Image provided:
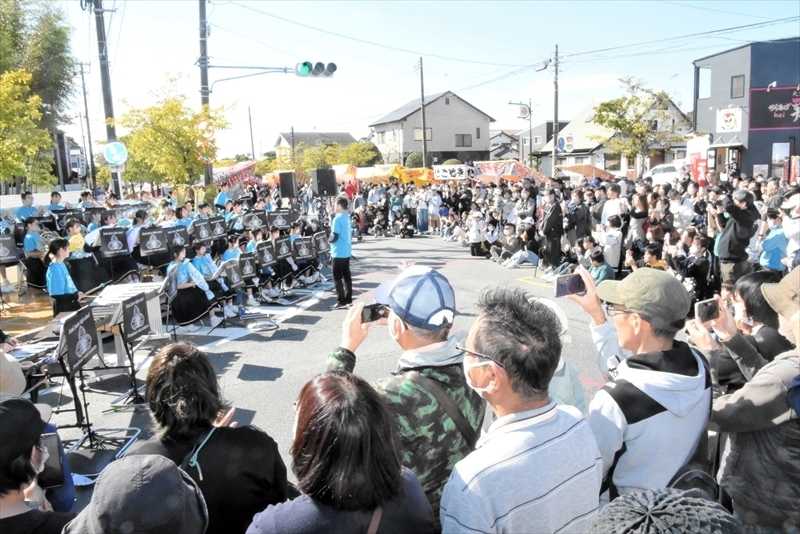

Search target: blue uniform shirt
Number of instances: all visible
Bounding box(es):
[47,203,65,211]
[47,262,78,295]
[330,212,351,259]
[192,255,217,277]
[23,232,40,253]
[214,192,231,207]
[16,206,36,221]
[221,249,240,262]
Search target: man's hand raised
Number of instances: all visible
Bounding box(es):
[341,302,373,354]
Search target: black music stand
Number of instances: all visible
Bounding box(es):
[0,234,20,314]
[138,226,169,278]
[56,306,140,481]
[269,236,309,305]
[207,259,245,334]
[243,211,268,231]
[108,292,152,406]
[99,227,130,282]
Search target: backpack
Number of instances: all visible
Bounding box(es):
[788,373,800,416]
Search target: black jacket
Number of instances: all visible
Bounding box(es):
[566,203,592,238]
[541,202,564,238]
[717,197,759,262]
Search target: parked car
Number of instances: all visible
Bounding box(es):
[644,163,681,185]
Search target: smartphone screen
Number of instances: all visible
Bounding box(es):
[37,433,65,489]
[361,304,388,323]
[695,298,720,323]
[554,274,586,298]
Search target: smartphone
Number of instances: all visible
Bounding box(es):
[361,304,388,323]
[37,433,65,489]
[695,298,720,323]
[554,274,586,298]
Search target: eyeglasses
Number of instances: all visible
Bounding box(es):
[605,303,634,317]
[456,342,505,368]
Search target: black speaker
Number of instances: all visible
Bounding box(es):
[279,172,298,198]
[311,168,337,197]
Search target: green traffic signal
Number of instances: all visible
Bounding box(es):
[295,62,337,78]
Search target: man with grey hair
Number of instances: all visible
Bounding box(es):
[440,287,601,533]
[714,189,760,282]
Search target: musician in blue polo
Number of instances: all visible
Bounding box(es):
[47,191,69,211]
[214,182,231,210]
[225,200,245,232]
[15,191,40,222]
[45,238,83,315]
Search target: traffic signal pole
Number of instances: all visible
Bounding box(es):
[419,57,428,168]
[553,44,559,170]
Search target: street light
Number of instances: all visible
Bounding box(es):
[508,100,538,168]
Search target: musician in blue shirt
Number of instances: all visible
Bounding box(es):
[225,200,245,232]
[45,238,83,315]
[166,245,221,331]
[174,206,193,228]
[86,210,102,233]
[47,191,70,211]
[167,189,178,207]
[214,183,231,210]
[196,203,211,220]
[221,235,241,262]
[15,191,40,222]
[192,242,237,318]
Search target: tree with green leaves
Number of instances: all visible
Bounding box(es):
[405,151,424,168]
[0,0,75,131]
[442,158,461,165]
[591,77,690,177]
[0,69,52,185]
[119,89,228,185]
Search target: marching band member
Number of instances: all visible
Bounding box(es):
[214,182,231,211]
[105,192,119,208]
[21,218,46,289]
[65,219,85,254]
[196,202,211,220]
[65,218,111,293]
[174,206,192,228]
[221,235,258,307]
[225,200,245,232]
[140,190,153,204]
[191,242,237,318]
[157,205,176,227]
[79,190,100,208]
[45,238,83,315]
[86,210,102,233]
[85,210,140,284]
[167,189,178,207]
[166,245,222,332]
[183,200,196,220]
[246,228,281,300]
[127,210,149,253]
[15,191,42,222]
[46,191,72,211]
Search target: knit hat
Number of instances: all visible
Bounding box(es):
[585,488,740,534]
[64,455,208,534]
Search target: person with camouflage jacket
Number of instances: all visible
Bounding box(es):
[326,267,485,532]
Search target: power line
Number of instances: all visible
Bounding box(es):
[655,1,778,20]
[208,23,305,60]
[226,1,542,68]
[111,0,126,74]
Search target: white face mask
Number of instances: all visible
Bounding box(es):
[463,358,493,396]
[734,303,754,327]
[521,192,530,199]
[504,230,512,236]
[689,245,698,256]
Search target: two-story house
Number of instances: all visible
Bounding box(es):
[490,130,520,160]
[369,91,495,165]
[693,37,800,180]
[515,121,570,168]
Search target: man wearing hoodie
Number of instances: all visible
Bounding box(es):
[326,267,485,532]
[568,268,711,507]
[714,189,760,283]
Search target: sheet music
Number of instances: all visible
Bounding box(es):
[9,341,59,361]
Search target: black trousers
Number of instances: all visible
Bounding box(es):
[332,257,352,305]
[543,236,561,268]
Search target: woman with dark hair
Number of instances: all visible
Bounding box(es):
[715,271,795,393]
[21,218,47,289]
[45,239,83,316]
[248,371,433,534]
[166,245,222,331]
[125,344,288,534]
[0,395,76,534]
[85,210,139,283]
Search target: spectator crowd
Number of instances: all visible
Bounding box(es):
[1,169,799,534]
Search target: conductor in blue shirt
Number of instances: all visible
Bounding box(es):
[329,197,353,310]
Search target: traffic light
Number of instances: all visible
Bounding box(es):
[295,62,337,77]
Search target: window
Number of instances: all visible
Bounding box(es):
[476,127,480,139]
[557,157,567,165]
[445,97,450,105]
[455,134,472,147]
[533,136,542,144]
[628,157,636,170]
[575,156,588,164]
[376,131,385,144]
[522,137,530,146]
[698,67,711,99]
[414,128,432,141]
[731,75,745,99]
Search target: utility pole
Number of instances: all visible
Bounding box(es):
[91,0,121,197]
[553,44,559,169]
[419,57,428,168]
[199,0,212,185]
[53,132,65,192]
[248,106,256,160]
[290,126,295,168]
[79,63,97,193]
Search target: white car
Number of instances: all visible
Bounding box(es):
[644,164,681,185]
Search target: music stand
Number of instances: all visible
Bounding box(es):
[192,219,213,243]
[243,211,268,231]
[57,306,140,481]
[108,292,152,406]
[138,226,169,276]
[99,227,130,282]
[30,215,57,232]
[207,259,245,334]
[0,234,20,314]
[55,209,85,230]
[268,211,292,231]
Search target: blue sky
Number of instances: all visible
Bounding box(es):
[61,0,800,160]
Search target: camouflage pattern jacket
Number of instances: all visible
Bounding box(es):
[326,338,486,520]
